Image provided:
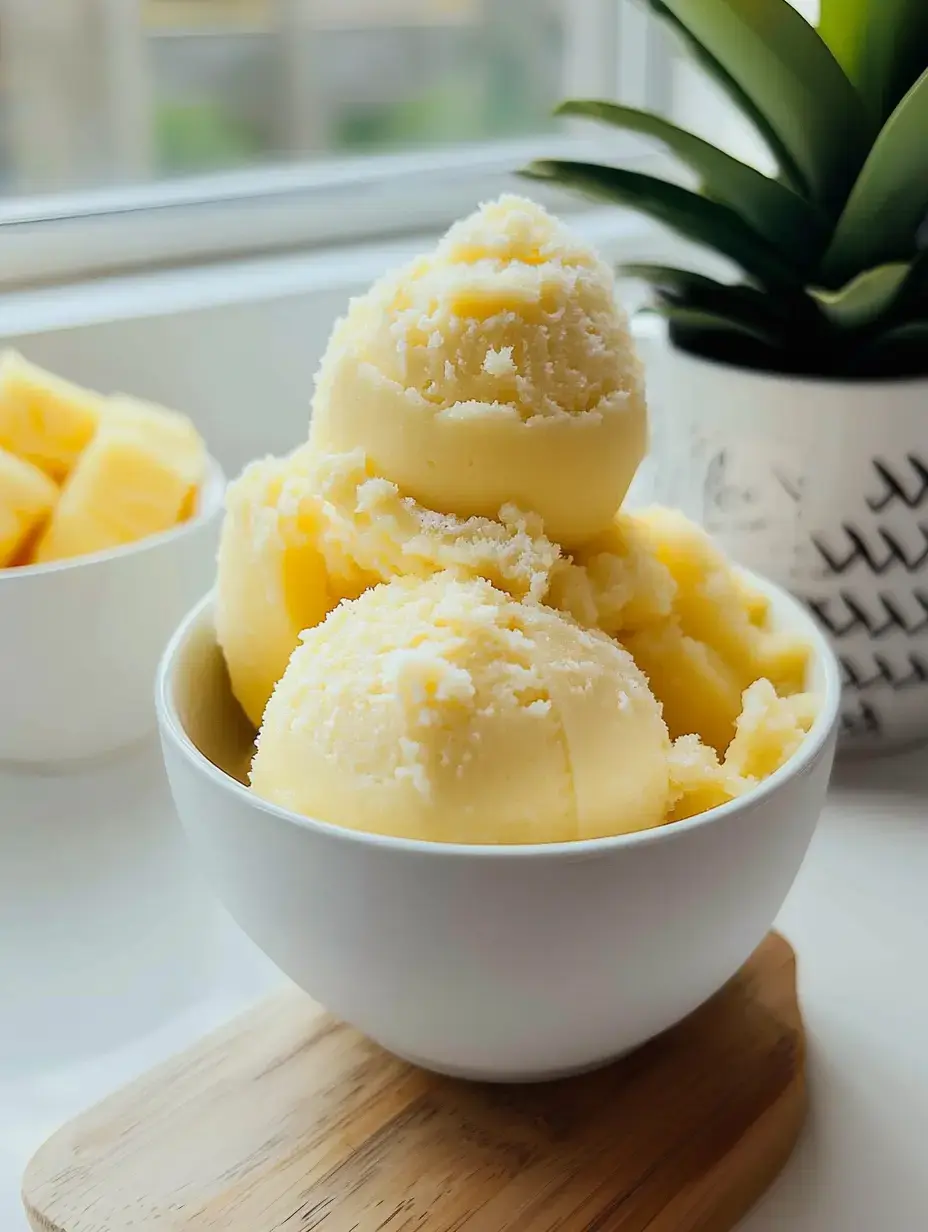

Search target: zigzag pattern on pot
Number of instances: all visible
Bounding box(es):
[840,699,882,737]
[812,525,928,575]
[806,592,928,639]
[840,653,928,692]
[866,456,928,513]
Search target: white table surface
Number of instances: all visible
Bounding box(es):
[2,736,928,1231]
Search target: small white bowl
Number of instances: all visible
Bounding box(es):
[157,571,840,1083]
[1,457,225,767]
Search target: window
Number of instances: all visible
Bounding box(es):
[0,0,669,287]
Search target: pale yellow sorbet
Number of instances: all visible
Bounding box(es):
[251,575,672,844]
[630,505,808,697]
[546,510,676,635]
[215,445,564,727]
[667,680,817,822]
[217,445,820,814]
[312,448,559,602]
[724,678,818,782]
[212,185,821,839]
[215,446,362,729]
[308,194,647,546]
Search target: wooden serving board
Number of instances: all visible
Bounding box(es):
[23,933,805,1232]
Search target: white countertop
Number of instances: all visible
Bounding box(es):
[2,738,928,1231]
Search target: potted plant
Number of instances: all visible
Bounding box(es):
[524,0,928,752]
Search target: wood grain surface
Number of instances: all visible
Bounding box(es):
[23,932,805,1232]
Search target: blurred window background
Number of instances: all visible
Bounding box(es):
[0,0,668,285]
[2,0,572,191]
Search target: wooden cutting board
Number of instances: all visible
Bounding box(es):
[23,932,805,1232]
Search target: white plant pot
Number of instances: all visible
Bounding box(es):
[636,315,928,753]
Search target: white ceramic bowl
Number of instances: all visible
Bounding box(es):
[157,572,840,1083]
[1,457,225,766]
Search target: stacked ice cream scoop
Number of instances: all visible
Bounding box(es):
[216,195,815,844]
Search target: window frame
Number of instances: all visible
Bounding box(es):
[0,1,672,290]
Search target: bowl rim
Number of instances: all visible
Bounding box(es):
[157,564,841,860]
[0,454,226,583]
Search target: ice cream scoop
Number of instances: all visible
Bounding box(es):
[214,446,358,730]
[215,445,563,727]
[250,574,672,844]
[630,506,807,696]
[308,195,647,546]
[545,510,676,635]
[157,564,839,1081]
[311,448,559,601]
[212,190,820,842]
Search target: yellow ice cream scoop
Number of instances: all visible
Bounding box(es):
[666,681,818,822]
[631,506,809,696]
[309,195,647,547]
[311,448,560,602]
[250,575,672,844]
[216,445,564,728]
[214,446,358,730]
[545,509,676,635]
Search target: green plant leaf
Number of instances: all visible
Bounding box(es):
[809,262,911,329]
[621,263,792,334]
[812,253,928,335]
[655,301,783,347]
[556,99,826,268]
[646,1,806,195]
[893,250,928,319]
[645,0,873,210]
[818,0,928,121]
[817,0,869,84]
[522,160,801,290]
[854,319,928,375]
[821,68,928,285]
[664,313,788,371]
[875,320,928,344]
[657,303,782,346]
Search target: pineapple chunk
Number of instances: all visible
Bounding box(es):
[0,351,102,481]
[33,397,207,564]
[106,393,206,492]
[0,446,58,566]
[624,619,744,754]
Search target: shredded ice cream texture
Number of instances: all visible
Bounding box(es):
[668,681,817,822]
[214,192,820,843]
[308,194,647,546]
[216,444,563,725]
[312,449,559,602]
[215,446,351,729]
[251,576,672,844]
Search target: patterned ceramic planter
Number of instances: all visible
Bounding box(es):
[636,315,928,753]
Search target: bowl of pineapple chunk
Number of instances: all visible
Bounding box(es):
[0,352,225,766]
